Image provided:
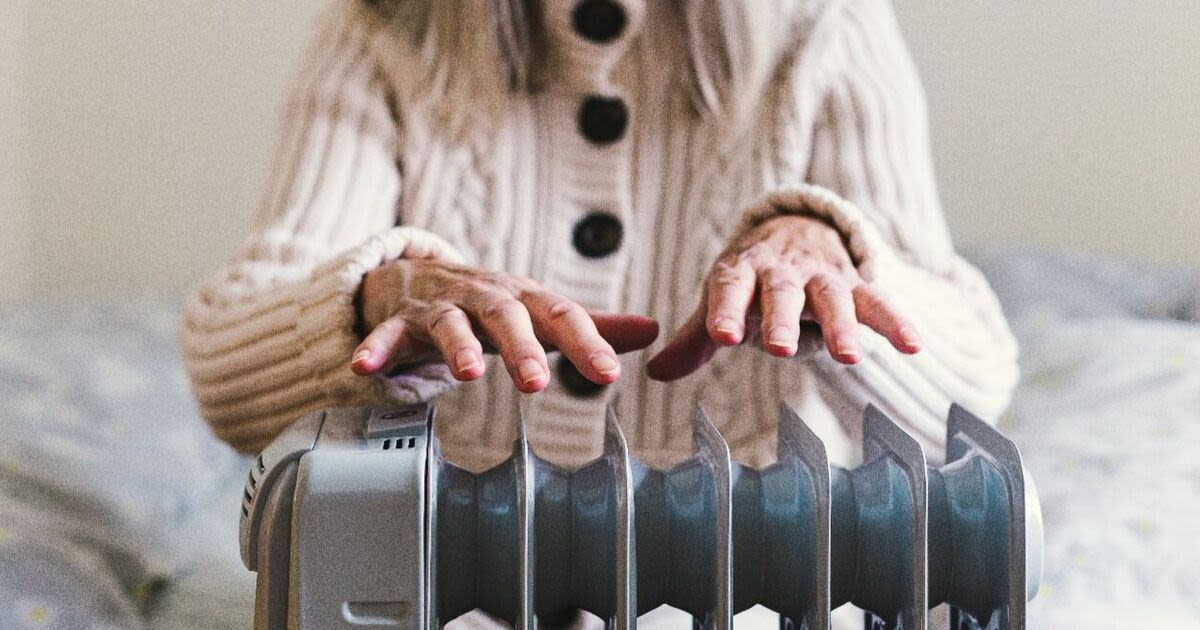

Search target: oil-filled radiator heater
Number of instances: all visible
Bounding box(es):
[239,402,1042,630]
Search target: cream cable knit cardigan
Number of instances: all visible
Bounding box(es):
[180,0,1019,472]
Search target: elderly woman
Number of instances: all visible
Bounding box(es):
[181,0,1016,490]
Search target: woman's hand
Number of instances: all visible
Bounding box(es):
[646,214,921,381]
[352,258,659,393]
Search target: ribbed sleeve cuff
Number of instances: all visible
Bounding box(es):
[297,225,467,406]
[181,225,470,451]
[736,184,896,282]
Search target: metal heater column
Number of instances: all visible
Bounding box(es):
[826,405,928,630]
[928,404,1043,630]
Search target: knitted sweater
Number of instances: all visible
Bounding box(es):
[179,0,1019,472]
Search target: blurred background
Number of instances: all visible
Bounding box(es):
[1,2,1198,629]
[1,2,1199,299]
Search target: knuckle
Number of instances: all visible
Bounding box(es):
[835,259,858,275]
[855,285,892,312]
[778,251,822,273]
[510,275,541,293]
[427,304,467,333]
[737,243,774,268]
[447,277,490,300]
[482,296,527,321]
[510,344,544,361]
[807,273,842,298]
[761,266,805,293]
[488,270,537,295]
[545,297,584,322]
[374,317,404,334]
[708,261,748,289]
[806,271,854,298]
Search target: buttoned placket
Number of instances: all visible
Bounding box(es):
[534,0,640,402]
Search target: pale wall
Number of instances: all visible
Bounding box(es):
[0,0,31,299]
[19,0,326,297]
[3,2,1198,300]
[894,1,1200,265]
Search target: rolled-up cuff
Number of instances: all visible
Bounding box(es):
[736,184,895,282]
[296,225,467,406]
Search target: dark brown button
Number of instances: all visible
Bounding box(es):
[572,211,623,258]
[556,356,606,397]
[578,96,628,146]
[572,0,627,44]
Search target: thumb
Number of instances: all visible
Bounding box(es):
[591,312,660,354]
[645,308,718,381]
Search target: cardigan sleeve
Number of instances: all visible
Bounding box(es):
[744,0,1019,457]
[179,9,462,454]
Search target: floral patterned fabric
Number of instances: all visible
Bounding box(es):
[0,297,252,629]
[975,249,1200,627]
[0,249,1197,628]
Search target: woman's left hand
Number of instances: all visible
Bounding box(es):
[646,214,922,381]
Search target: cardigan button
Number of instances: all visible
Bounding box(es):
[578,96,628,146]
[572,211,623,258]
[572,0,627,44]
[556,356,607,397]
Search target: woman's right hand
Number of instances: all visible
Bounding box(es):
[351,258,660,393]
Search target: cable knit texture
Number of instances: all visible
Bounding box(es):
[180,0,1019,472]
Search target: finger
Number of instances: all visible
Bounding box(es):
[352,316,413,375]
[476,312,659,354]
[705,257,757,345]
[459,290,549,393]
[852,284,922,354]
[806,272,862,364]
[590,312,660,353]
[758,264,808,357]
[645,307,719,381]
[423,304,487,381]
[523,291,621,385]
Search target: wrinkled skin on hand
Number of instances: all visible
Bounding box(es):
[647,214,921,381]
[353,258,659,392]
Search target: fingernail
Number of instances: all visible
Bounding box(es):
[767,328,795,350]
[837,344,860,361]
[900,327,922,348]
[714,317,741,336]
[590,353,620,376]
[455,348,482,373]
[517,358,544,386]
[352,348,371,364]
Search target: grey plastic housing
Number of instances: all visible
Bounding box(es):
[240,405,433,630]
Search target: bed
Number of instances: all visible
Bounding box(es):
[1,248,1197,629]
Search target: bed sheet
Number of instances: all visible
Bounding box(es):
[973,248,1200,627]
[0,297,252,629]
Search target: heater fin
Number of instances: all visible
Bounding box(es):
[603,407,637,630]
[858,404,928,630]
[515,416,537,630]
[691,407,734,630]
[940,404,1043,630]
[773,403,832,630]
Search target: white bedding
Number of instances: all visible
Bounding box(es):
[1007,316,1200,627]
